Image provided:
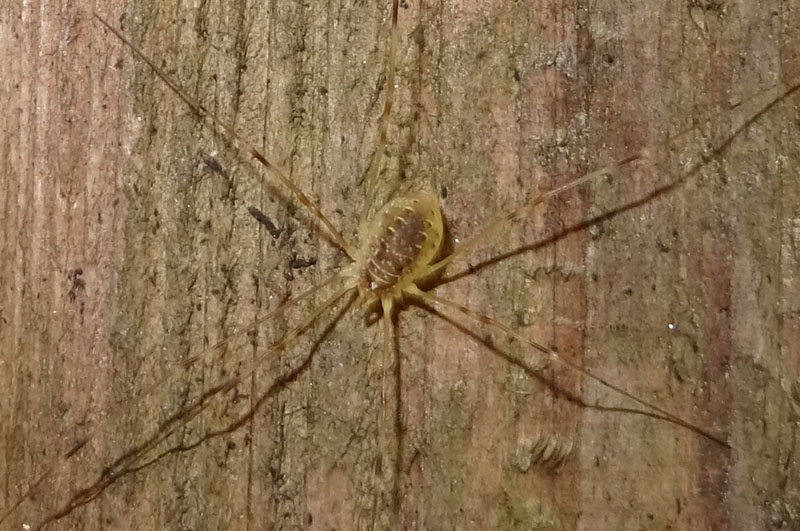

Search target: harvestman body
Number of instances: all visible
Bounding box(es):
[4,0,800,528]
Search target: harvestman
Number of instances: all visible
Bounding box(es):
[4,0,799,528]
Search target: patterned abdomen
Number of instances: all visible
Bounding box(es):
[361,192,443,295]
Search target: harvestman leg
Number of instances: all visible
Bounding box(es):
[4,10,370,528]
[408,79,800,448]
[6,3,798,527]
[427,80,800,278]
[34,284,357,530]
[352,2,403,525]
[0,270,348,527]
[359,0,401,235]
[92,12,358,259]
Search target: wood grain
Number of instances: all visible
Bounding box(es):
[2,0,799,529]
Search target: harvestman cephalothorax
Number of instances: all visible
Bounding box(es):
[3,1,800,529]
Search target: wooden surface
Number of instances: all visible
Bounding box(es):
[2,0,799,529]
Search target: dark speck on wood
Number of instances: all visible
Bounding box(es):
[248,206,282,239]
[203,155,228,178]
[289,254,317,269]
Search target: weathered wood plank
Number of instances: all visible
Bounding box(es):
[2,0,798,529]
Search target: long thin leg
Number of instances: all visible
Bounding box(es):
[365,298,394,531]
[92,12,357,259]
[1,271,349,526]
[425,78,800,278]
[134,290,359,472]
[33,283,357,529]
[358,0,400,234]
[380,299,394,455]
[407,285,731,448]
[428,152,642,276]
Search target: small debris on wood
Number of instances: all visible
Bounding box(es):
[248,206,282,239]
[67,268,85,301]
[202,153,233,189]
[289,254,317,270]
[65,438,89,458]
